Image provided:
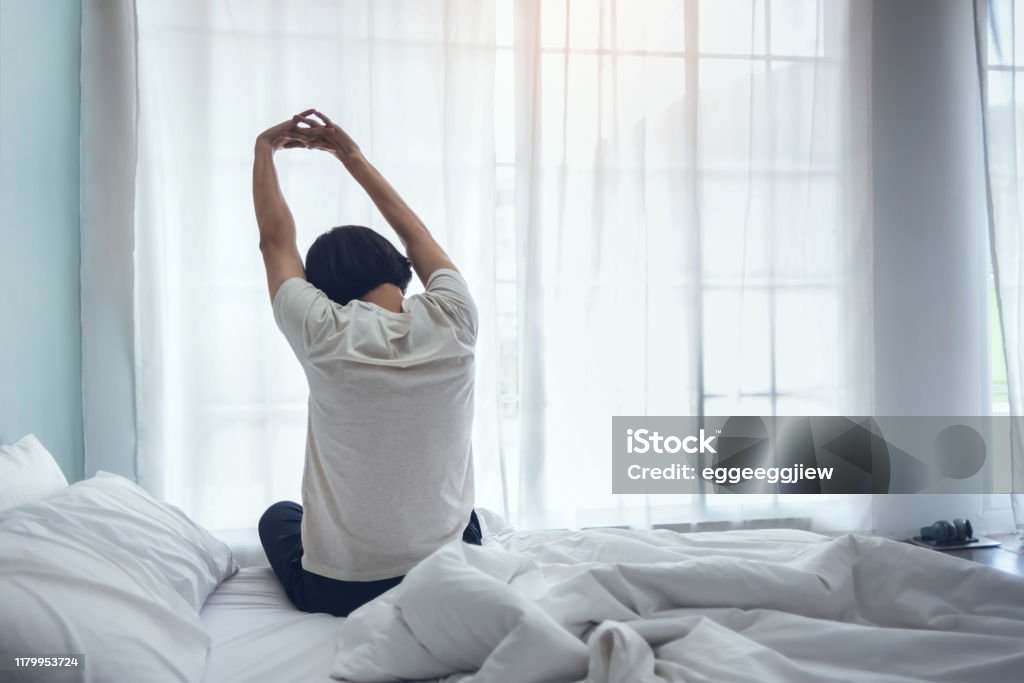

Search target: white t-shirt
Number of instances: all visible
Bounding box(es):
[273,268,477,581]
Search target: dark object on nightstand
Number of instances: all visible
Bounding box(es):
[908,519,1001,551]
[922,518,973,543]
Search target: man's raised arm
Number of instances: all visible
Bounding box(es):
[295,111,457,285]
[252,112,314,301]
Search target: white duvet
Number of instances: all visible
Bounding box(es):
[332,523,1024,683]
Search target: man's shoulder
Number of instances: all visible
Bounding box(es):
[415,270,478,342]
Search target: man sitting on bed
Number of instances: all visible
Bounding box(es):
[252,109,480,617]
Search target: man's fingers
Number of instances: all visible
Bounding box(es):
[282,128,323,141]
[276,125,336,152]
[287,128,331,143]
[294,108,316,119]
[292,116,322,129]
[277,129,312,147]
[312,110,336,128]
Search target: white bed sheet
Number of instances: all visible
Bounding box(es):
[200,567,344,683]
[334,526,1024,682]
[202,527,1024,683]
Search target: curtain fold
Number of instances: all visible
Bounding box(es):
[977,0,1024,527]
[80,0,139,481]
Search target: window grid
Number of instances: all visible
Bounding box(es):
[138,1,852,527]
[489,1,845,519]
[156,4,845,453]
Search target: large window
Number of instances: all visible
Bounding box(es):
[136,1,871,532]
[491,0,865,526]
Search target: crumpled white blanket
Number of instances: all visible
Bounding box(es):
[331,521,1024,683]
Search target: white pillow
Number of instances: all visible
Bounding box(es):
[0,434,69,512]
[0,472,239,681]
[2,471,238,610]
[0,514,211,682]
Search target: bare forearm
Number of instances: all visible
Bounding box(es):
[337,150,431,246]
[336,150,455,281]
[253,143,297,249]
[290,110,457,281]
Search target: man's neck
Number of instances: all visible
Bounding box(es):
[360,283,405,312]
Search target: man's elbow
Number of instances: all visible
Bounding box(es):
[259,234,287,253]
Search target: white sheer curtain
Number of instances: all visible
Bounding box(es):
[135,0,874,532]
[980,0,1024,526]
[507,0,873,530]
[135,1,502,529]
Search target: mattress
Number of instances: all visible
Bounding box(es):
[200,567,344,683]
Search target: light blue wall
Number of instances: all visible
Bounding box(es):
[0,0,83,480]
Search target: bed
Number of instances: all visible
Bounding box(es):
[200,519,1024,683]
[200,567,341,683]
[3,437,1024,682]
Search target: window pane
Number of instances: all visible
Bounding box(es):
[568,0,603,50]
[699,0,766,55]
[774,288,838,396]
[538,53,567,166]
[769,60,841,170]
[990,276,1010,415]
[541,0,569,48]
[496,0,514,47]
[698,58,769,172]
[192,291,263,404]
[984,71,1024,178]
[494,205,517,281]
[495,49,515,164]
[647,285,699,414]
[617,0,686,52]
[774,394,833,416]
[987,0,1024,67]
[702,289,773,396]
[772,175,841,281]
[704,394,773,416]
[770,0,822,57]
[196,418,304,529]
[701,177,772,281]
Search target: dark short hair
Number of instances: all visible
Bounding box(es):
[305,225,413,306]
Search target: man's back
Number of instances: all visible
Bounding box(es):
[273,268,477,581]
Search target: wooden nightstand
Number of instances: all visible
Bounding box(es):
[933,534,1024,578]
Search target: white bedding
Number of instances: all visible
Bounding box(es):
[0,472,238,683]
[198,526,1024,683]
[331,525,1024,683]
[200,568,344,683]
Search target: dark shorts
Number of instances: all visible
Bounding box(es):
[258,501,482,617]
